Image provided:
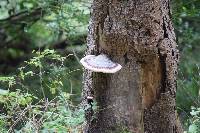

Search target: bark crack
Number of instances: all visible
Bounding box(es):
[158,49,167,93]
[163,17,169,38]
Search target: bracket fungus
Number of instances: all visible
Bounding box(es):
[80,54,122,73]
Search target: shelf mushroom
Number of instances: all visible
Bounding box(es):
[80,54,122,73]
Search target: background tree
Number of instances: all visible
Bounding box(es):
[82,0,183,132]
[0,0,89,74]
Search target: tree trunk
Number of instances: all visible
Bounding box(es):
[82,0,183,133]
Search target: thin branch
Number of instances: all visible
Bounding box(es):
[0,8,44,24]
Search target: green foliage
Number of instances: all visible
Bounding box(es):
[0,119,7,133]
[172,0,200,28]
[172,0,200,131]
[0,0,90,73]
[0,89,34,107]
[4,49,82,101]
[41,98,85,132]
[0,0,90,45]
[0,49,85,132]
[16,96,85,132]
[0,0,40,20]
[177,82,199,110]
[0,91,85,132]
[26,49,66,67]
[0,76,16,88]
[186,106,200,133]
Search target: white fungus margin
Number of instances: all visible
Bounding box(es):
[80,54,122,73]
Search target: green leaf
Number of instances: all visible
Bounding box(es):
[189,124,198,133]
[0,89,9,95]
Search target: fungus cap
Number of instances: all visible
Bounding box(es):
[80,54,122,73]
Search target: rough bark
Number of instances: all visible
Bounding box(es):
[82,0,183,133]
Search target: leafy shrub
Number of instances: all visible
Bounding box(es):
[0,49,85,132]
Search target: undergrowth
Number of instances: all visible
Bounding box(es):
[0,49,85,132]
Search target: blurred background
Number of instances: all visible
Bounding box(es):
[0,0,199,132]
